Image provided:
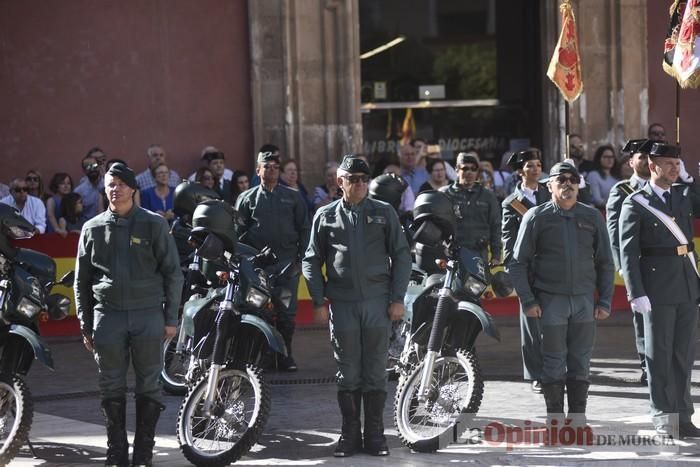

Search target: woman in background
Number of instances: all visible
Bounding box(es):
[586,145,620,210]
[46,172,73,236]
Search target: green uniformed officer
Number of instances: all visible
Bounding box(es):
[302,155,411,457]
[618,142,700,438]
[75,163,183,467]
[501,149,550,394]
[235,150,310,371]
[510,162,614,425]
[440,152,502,265]
[605,138,652,385]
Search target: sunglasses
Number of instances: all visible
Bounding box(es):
[262,164,279,170]
[25,176,39,182]
[13,187,29,193]
[458,165,479,172]
[555,174,581,184]
[342,174,370,184]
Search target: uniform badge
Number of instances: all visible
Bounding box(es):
[130,236,149,246]
[367,216,386,224]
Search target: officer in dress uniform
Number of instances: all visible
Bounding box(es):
[510,162,614,425]
[501,149,550,394]
[440,152,502,265]
[303,155,411,457]
[605,138,653,385]
[619,142,700,438]
[235,150,310,371]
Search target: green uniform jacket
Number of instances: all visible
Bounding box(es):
[605,175,646,272]
[302,197,411,306]
[501,182,549,266]
[235,183,310,261]
[75,206,184,333]
[619,183,699,304]
[440,182,501,260]
[510,201,614,310]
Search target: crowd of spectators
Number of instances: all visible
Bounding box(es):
[0,123,678,236]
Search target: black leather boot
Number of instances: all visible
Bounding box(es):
[566,379,589,426]
[333,390,362,457]
[541,382,565,425]
[131,396,165,467]
[363,390,389,456]
[277,320,298,372]
[101,397,129,467]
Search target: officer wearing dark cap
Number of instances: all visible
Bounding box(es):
[605,138,653,385]
[501,148,550,393]
[440,151,502,265]
[75,162,183,466]
[510,161,614,425]
[235,149,310,371]
[619,142,700,438]
[303,155,411,457]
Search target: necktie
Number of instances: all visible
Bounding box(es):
[663,191,672,211]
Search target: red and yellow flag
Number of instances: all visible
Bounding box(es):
[663,0,700,89]
[547,0,583,102]
[400,108,416,145]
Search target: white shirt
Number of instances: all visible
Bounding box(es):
[521,185,538,205]
[649,181,671,205]
[0,195,46,233]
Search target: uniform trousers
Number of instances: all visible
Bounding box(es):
[644,301,697,428]
[520,303,543,381]
[329,296,391,392]
[538,292,596,384]
[93,309,165,401]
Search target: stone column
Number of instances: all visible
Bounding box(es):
[248,0,363,186]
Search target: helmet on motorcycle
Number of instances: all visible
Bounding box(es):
[191,200,237,254]
[491,270,514,298]
[369,173,407,211]
[173,181,222,220]
[412,191,456,245]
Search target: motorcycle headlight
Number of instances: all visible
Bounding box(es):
[245,286,270,308]
[17,297,42,318]
[463,275,487,297]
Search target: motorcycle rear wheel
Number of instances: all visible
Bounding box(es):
[161,334,191,396]
[177,365,270,466]
[394,349,483,453]
[0,373,33,466]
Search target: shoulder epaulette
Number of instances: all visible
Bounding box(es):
[509,198,529,217]
[618,181,634,196]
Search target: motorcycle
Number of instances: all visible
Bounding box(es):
[0,205,72,465]
[175,200,293,466]
[392,191,509,453]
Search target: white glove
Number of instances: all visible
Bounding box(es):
[630,296,652,315]
[678,159,694,183]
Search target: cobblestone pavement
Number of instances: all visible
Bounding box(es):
[8,313,700,466]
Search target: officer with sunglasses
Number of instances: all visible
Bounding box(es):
[440,152,502,265]
[303,155,411,457]
[235,150,310,372]
[510,162,614,426]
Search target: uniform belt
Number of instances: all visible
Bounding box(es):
[641,244,694,256]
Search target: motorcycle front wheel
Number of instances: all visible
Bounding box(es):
[177,365,270,466]
[394,349,483,453]
[161,334,191,396]
[0,373,33,466]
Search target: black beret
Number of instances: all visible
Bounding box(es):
[649,142,681,158]
[257,151,280,164]
[507,149,541,170]
[106,162,138,190]
[621,139,648,155]
[339,155,370,174]
[549,162,579,178]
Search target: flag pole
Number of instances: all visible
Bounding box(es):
[675,82,681,145]
[564,100,570,160]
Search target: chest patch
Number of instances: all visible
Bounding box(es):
[367,215,386,225]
